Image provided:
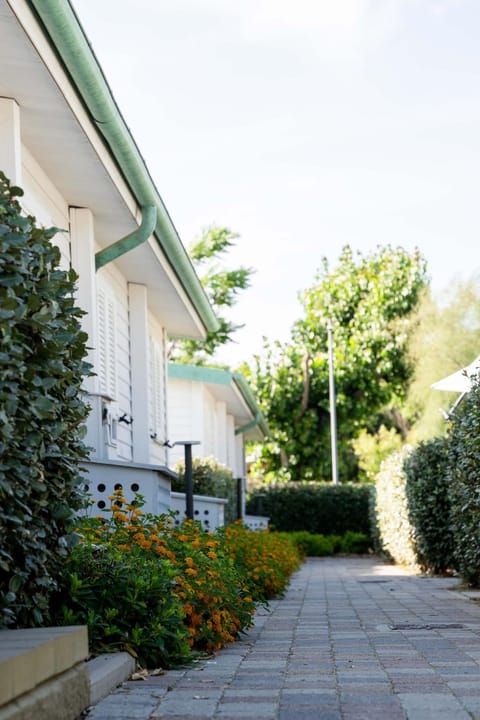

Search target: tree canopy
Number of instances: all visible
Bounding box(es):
[405,277,480,443]
[245,245,427,482]
[170,225,254,364]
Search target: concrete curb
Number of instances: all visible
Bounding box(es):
[87,652,136,706]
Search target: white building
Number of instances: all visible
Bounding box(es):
[0,0,219,515]
[167,363,269,527]
[168,364,268,478]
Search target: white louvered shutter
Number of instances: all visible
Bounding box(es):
[149,336,165,440]
[97,288,117,399]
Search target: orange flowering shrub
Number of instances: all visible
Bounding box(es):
[54,491,301,666]
[223,522,301,601]
[167,520,255,651]
[60,490,256,661]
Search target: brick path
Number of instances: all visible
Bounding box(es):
[86,557,480,719]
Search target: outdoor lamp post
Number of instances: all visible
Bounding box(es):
[171,441,201,520]
[327,321,339,485]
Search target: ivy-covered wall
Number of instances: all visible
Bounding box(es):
[0,172,91,627]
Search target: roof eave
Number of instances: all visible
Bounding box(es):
[28,0,219,336]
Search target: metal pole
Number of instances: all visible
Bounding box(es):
[327,320,339,485]
[184,443,194,520]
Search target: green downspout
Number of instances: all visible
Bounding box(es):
[235,412,263,436]
[95,205,156,271]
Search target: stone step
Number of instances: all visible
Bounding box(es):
[0,627,136,719]
[0,626,89,720]
[87,651,136,707]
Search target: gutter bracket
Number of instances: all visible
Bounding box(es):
[95,205,157,271]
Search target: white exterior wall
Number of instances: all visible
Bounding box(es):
[0,100,70,269]
[202,387,216,458]
[226,415,236,473]
[21,146,70,269]
[214,400,227,465]
[234,433,246,479]
[167,379,204,468]
[167,377,249,478]
[95,266,132,462]
[148,315,168,466]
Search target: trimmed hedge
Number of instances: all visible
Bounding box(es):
[404,437,454,573]
[448,379,480,585]
[0,173,90,628]
[246,483,371,537]
[172,456,239,525]
[370,446,418,567]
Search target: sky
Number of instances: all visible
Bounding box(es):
[73,0,480,367]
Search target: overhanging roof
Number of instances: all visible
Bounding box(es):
[431,354,480,393]
[1,0,219,338]
[168,363,269,441]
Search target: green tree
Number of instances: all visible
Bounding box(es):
[405,278,480,443]
[246,245,427,483]
[170,225,254,364]
[0,172,90,627]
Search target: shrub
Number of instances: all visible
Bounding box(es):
[277,530,370,556]
[0,173,90,628]
[223,523,301,601]
[371,446,418,567]
[246,483,371,536]
[173,456,239,525]
[447,379,480,585]
[54,491,301,665]
[404,437,454,573]
[339,530,371,554]
[278,531,337,557]
[53,542,191,668]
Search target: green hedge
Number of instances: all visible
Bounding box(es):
[279,530,371,556]
[370,446,418,567]
[448,380,480,585]
[0,173,90,628]
[172,456,239,525]
[404,437,454,574]
[246,483,371,536]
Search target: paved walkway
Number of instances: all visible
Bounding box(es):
[86,557,480,719]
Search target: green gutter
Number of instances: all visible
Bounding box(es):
[28,0,218,334]
[234,412,264,437]
[95,205,156,271]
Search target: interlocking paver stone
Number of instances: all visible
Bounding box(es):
[86,557,480,719]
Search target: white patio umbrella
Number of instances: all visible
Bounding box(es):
[431,354,480,393]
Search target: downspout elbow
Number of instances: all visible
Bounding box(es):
[95,205,157,271]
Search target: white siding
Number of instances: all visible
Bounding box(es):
[226,415,236,471]
[168,379,205,468]
[21,146,71,269]
[96,266,132,461]
[203,387,215,457]
[148,318,168,465]
[215,401,227,465]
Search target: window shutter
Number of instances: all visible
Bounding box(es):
[97,288,117,399]
[149,337,164,438]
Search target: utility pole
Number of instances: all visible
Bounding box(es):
[327,321,339,485]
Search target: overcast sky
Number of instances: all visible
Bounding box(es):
[73,0,480,367]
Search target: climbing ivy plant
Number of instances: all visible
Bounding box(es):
[0,171,91,628]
